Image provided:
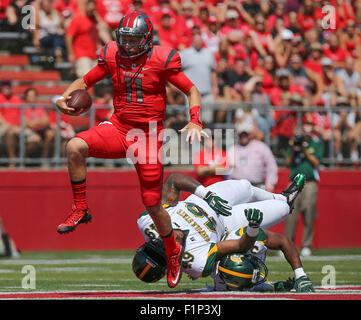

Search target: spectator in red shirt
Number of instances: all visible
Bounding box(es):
[333,0,356,29]
[94,0,125,30]
[23,88,56,163]
[66,0,103,77]
[269,68,304,106]
[150,0,178,29]
[273,29,295,68]
[0,0,11,30]
[311,98,332,146]
[123,0,156,17]
[0,81,41,167]
[198,2,210,26]
[54,0,79,28]
[297,0,317,33]
[0,80,21,127]
[323,33,347,69]
[272,92,303,158]
[219,9,246,47]
[214,38,236,68]
[304,42,324,77]
[340,19,361,59]
[255,54,277,95]
[241,34,260,70]
[320,57,347,106]
[193,131,228,187]
[248,13,271,55]
[176,1,203,49]
[156,9,181,49]
[266,1,289,31]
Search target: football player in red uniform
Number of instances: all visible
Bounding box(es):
[55,12,215,288]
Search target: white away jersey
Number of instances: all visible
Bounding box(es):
[137,200,223,279]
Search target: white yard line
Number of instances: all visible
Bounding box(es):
[0,258,133,265]
[0,255,360,265]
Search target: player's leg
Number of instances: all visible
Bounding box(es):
[57,137,91,233]
[200,179,254,206]
[249,186,286,202]
[222,199,291,231]
[57,123,126,234]
[146,202,183,287]
[133,130,183,288]
[250,173,306,209]
[193,178,288,206]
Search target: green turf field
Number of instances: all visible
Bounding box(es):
[0,249,360,292]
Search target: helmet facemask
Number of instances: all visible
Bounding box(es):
[115,13,153,59]
[132,238,167,283]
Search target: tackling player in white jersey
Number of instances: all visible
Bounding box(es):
[134,172,314,292]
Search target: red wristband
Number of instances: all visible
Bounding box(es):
[189,106,203,128]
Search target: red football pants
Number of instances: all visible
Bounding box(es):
[76,120,164,207]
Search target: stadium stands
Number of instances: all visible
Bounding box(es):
[0,0,361,167]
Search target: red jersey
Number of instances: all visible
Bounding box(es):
[54,0,79,18]
[304,59,323,76]
[323,46,347,63]
[269,85,305,106]
[0,94,22,126]
[83,42,194,127]
[157,25,181,49]
[66,13,98,60]
[0,0,11,20]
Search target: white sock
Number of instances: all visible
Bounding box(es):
[294,267,306,279]
[250,186,287,203]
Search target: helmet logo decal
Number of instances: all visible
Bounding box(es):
[230,255,243,264]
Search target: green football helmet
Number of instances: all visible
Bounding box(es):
[218,253,268,291]
[132,238,167,283]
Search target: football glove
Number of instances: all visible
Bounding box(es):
[294,276,315,292]
[244,208,263,228]
[273,277,295,292]
[204,191,232,216]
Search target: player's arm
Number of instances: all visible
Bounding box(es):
[180,85,210,144]
[55,78,89,115]
[167,72,208,144]
[264,230,302,270]
[56,46,110,116]
[162,172,201,206]
[165,50,209,144]
[264,230,315,292]
[215,209,263,259]
[162,172,231,216]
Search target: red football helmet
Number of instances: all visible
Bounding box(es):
[115,12,154,59]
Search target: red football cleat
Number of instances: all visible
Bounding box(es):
[57,205,92,234]
[166,243,184,288]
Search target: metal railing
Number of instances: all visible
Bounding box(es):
[0,102,359,168]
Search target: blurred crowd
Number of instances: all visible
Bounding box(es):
[1,0,361,166]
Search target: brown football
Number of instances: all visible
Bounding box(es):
[66,89,92,114]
